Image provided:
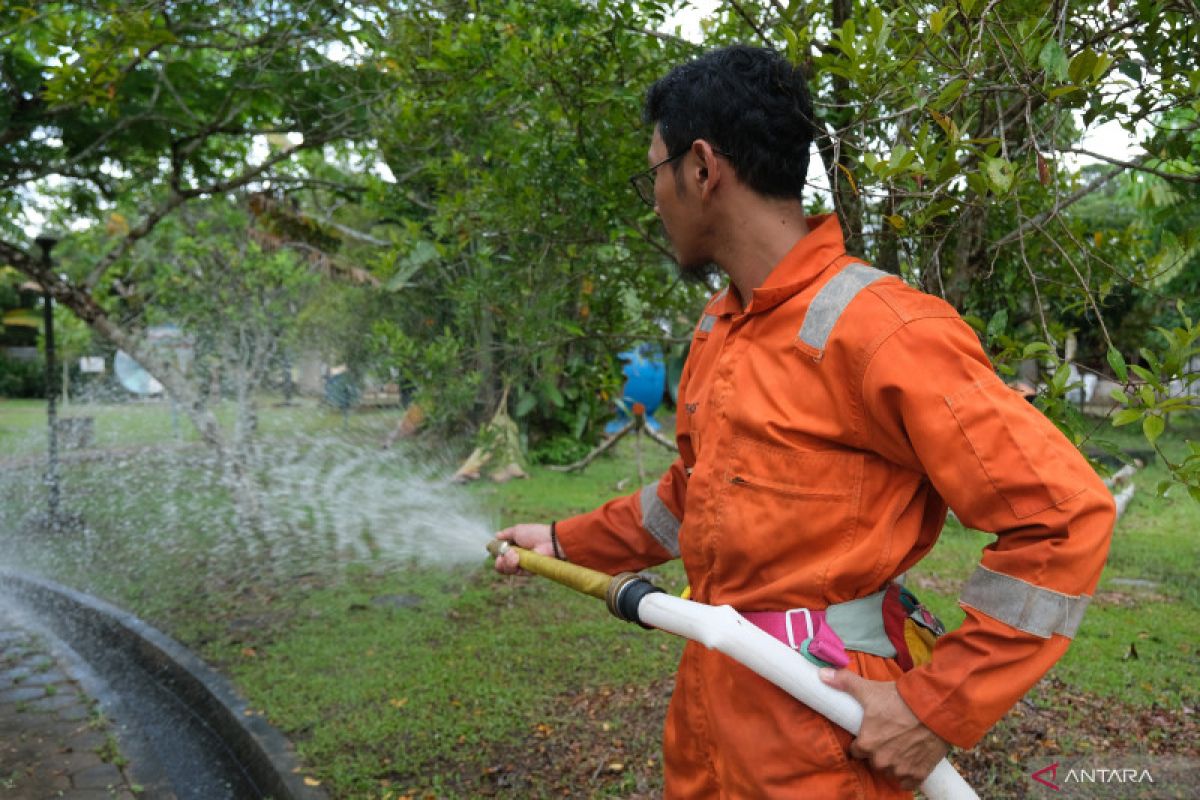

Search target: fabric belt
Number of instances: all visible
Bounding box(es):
[743,589,898,669]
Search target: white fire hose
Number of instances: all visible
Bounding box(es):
[488,541,978,799]
[638,592,976,799]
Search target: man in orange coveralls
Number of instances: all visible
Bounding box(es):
[494,44,1116,798]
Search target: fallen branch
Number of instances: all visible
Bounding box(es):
[547,411,677,474]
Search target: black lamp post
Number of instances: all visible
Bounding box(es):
[36,232,61,526]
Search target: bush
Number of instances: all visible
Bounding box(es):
[0,353,44,398]
[529,433,592,466]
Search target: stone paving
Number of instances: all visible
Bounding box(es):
[0,613,142,799]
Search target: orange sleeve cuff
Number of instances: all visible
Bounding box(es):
[556,492,675,574]
[896,608,1071,749]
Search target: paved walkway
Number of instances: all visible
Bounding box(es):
[0,612,142,799]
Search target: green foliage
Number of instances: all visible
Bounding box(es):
[108,200,326,415]
[698,0,1200,495]
[529,434,591,467]
[0,351,42,397]
[1106,305,1200,497]
[3,0,1198,494]
[360,0,711,443]
[517,350,627,463]
[0,0,383,450]
[2,2,375,238]
[370,318,482,429]
[134,203,320,329]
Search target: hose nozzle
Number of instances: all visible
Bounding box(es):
[484,541,618,602]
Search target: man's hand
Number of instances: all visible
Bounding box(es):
[819,668,950,790]
[492,523,555,574]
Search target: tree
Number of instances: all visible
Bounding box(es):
[0,0,380,454]
[0,265,43,396]
[3,1,1197,494]
[360,0,714,460]
[701,0,1200,495]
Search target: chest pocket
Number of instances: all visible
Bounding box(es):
[711,435,864,606]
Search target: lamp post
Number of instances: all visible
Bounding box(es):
[36,232,61,527]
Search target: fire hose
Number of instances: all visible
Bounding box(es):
[487,540,978,800]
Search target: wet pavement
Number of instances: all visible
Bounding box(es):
[0,612,143,799]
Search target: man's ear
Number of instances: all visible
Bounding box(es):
[690,139,723,201]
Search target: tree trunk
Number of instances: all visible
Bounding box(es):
[34,273,229,455]
[816,0,866,257]
[876,184,901,275]
[477,290,496,416]
[944,204,989,308]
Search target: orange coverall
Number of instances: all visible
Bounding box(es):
[555,214,1117,798]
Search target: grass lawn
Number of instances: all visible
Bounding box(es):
[1,399,1196,798]
[0,396,362,456]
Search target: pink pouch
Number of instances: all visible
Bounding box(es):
[743,608,851,669]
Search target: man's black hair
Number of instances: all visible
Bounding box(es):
[644,44,816,200]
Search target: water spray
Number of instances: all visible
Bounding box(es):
[487,540,978,800]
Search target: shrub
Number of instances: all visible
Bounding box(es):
[0,352,44,398]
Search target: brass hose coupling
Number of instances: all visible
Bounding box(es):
[605,572,665,628]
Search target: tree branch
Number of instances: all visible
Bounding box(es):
[1060,148,1200,183]
[624,25,704,49]
[316,216,390,247]
[0,239,33,272]
[84,141,314,290]
[991,155,1147,249]
[726,0,774,47]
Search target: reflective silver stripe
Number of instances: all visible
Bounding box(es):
[698,314,717,333]
[797,262,888,350]
[640,481,681,557]
[959,566,1092,639]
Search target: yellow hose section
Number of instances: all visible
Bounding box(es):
[510,546,611,600]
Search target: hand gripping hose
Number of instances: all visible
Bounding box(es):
[488,541,978,800]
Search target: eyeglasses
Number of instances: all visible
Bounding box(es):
[629,152,684,208]
[629,148,733,207]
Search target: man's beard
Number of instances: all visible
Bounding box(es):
[676,258,720,286]
[660,219,720,286]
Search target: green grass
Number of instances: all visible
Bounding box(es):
[0,395,391,457]
[214,430,688,797]
[3,399,1197,798]
[222,563,682,796]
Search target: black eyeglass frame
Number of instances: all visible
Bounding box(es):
[629,147,734,207]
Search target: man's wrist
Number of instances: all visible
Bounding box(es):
[549,521,565,560]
